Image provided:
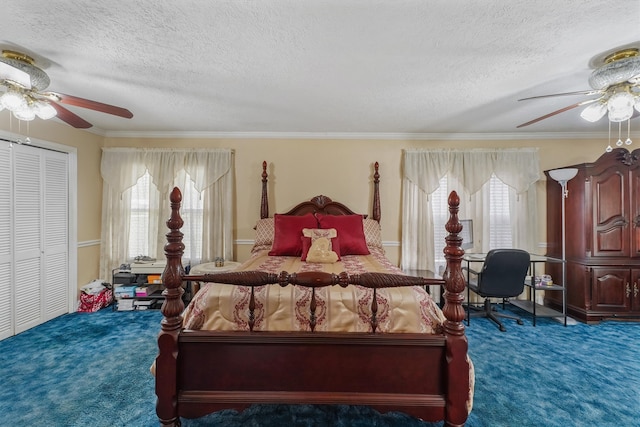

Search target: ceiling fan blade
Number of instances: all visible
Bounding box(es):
[50,101,93,129]
[43,92,133,119]
[516,98,600,128]
[518,89,604,101]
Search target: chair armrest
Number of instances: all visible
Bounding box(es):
[462,266,480,276]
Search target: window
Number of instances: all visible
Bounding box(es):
[128,172,153,259]
[432,174,513,270]
[128,171,203,262]
[486,175,512,249]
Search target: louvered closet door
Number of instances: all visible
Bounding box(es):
[12,144,69,335]
[0,145,12,340]
[13,145,44,334]
[43,151,69,320]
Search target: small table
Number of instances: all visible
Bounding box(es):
[512,254,566,326]
[189,261,242,295]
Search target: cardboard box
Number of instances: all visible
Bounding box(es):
[114,285,137,298]
[147,274,162,284]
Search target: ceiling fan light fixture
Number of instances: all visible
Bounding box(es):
[34,101,57,120]
[0,89,27,111]
[518,45,640,154]
[0,49,132,129]
[12,107,36,121]
[580,102,607,122]
[607,91,636,122]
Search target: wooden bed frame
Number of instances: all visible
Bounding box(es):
[156,161,470,427]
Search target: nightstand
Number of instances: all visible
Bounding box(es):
[189,261,242,295]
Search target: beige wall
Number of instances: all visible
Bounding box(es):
[0,115,616,299]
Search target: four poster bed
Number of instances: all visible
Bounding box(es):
[155,162,472,427]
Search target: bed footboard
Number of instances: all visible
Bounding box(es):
[156,188,469,427]
[177,331,448,421]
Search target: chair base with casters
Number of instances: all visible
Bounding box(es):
[467,297,524,332]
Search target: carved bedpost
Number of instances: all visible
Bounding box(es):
[372,161,381,222]
[442,190,470,427]
[156,187,186,427]
[261,161,269,219]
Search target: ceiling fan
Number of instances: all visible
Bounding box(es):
[0,49,133,129]
[517,46,640,150]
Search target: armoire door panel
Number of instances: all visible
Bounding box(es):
[631,168,640,257]
[596,226,626,254]
[592,167,629,257]
[591,268,631,312]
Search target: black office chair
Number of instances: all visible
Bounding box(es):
[464,249,530,332]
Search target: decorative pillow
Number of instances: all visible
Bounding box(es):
[305,237,339,264]
[316,213,370,255]
[254,217,275,247]
[301,228,341,261]
[362,218,383,249]
[268,213,318,256]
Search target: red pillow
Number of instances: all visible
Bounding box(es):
[301,235,341,261]
[268,213,318,256]
[316,214,370,255]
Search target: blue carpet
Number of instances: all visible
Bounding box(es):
[0,306,638,426]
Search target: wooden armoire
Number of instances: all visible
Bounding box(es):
[545,148,640,323]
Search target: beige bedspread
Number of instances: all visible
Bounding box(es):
[182,247,446,333]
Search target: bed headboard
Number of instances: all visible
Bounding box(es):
[259,161,381,222]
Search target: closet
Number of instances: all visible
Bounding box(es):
[545,148,640,323]
[0,141,69,339]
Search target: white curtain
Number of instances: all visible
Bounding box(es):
[99,148,234,280]
[401,148,540,276]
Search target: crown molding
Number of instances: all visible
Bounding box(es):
[100,130,621,141]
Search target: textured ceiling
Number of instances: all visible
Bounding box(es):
[1,0,639,137]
